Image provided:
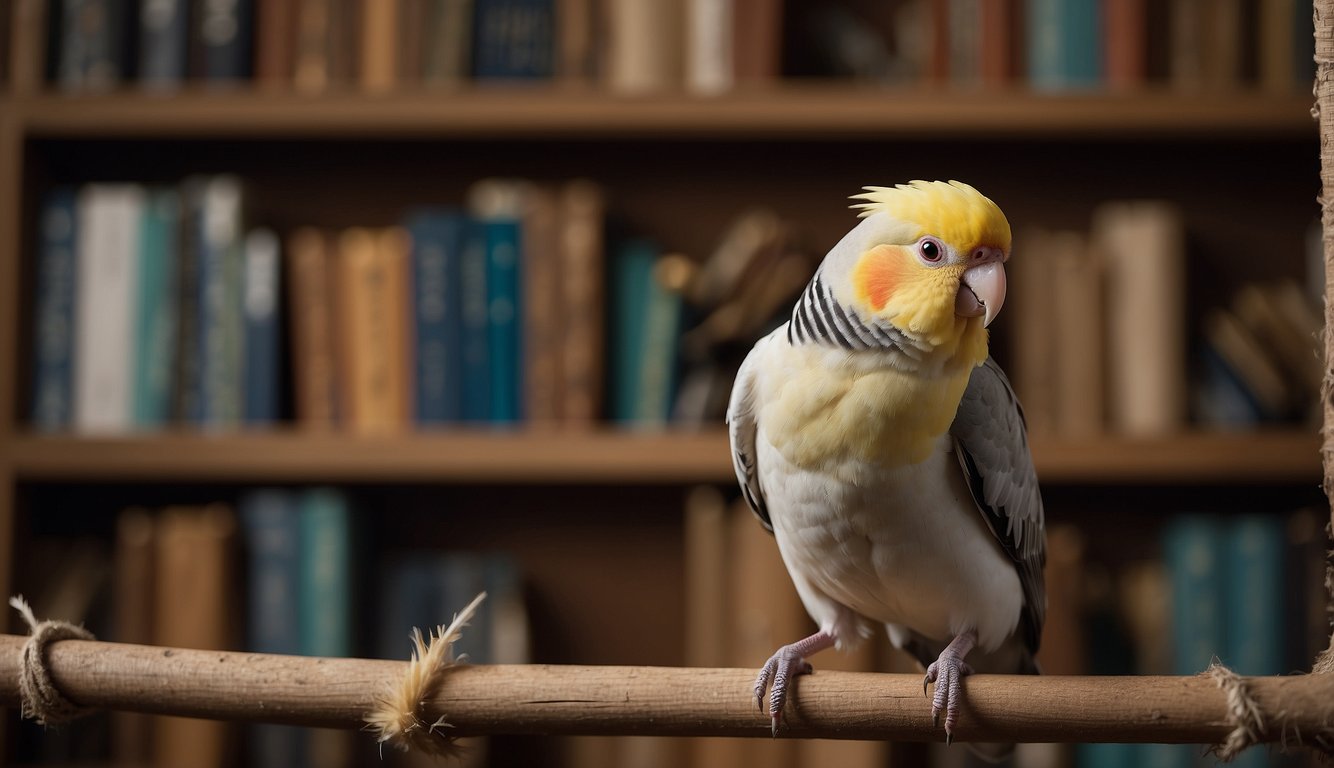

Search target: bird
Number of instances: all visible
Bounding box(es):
[725,180,1045,748]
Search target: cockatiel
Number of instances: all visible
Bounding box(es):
[726,180,1045,746]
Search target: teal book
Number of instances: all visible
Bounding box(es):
[635,254,683,424]
[406,209,465,424]
[1224,512,1285,768]
[133,188,180,429]
[610,239,656,423]
[1026,0,1102,90]
[299,487,353,659]
[31,187,79,431]
[484,218,523,423]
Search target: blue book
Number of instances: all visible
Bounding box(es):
[57,0,130,89]
[194,0,252,80]
[299,487,353,659]
[133,188,180,429]
[243,229,281,425]
[460,220,490,422]
[239,489,305,768]
[484,218,523,423]
[378,554,442,661]
[195,176,244,427]
[138,0,189,87]
[472,0,555,80]
[1224,515,1285,676]
[407,210,465,424]
[31,187,79,431]
[1026,0,1101,90]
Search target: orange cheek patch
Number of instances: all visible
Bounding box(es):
[853,245,907,311]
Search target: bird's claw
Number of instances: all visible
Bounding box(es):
[923,653,974,741]
[753,646,815,734]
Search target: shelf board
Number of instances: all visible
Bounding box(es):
[3,87,1318,140]
[2,429,1319,485]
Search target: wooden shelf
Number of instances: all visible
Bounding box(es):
[3,429,1319,485]
[1,87,1317,140]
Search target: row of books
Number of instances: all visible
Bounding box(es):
[1009,202,1322,439]
[9,0,1313,96]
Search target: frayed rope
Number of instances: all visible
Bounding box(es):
[1206,662,1265,763]
[8,595,96,726]
[365,592,487,760]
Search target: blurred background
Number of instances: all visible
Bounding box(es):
[0,0,1330,766]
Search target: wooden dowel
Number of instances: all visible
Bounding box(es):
[2,635,1333,745]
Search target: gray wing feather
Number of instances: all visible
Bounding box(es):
[950,357,1047,654]
[726,339,771,531]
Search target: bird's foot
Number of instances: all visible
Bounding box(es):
[754,630,835,735]
[921,631,978,743]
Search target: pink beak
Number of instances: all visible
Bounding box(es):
[956,261,1007,327]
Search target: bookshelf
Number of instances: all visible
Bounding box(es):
[1,3,1329,766]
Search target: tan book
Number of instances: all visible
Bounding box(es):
[558,179,606,425]
[1050,231,1104,438]
[256,0,298,86]
[1095,201,1187,437]
[398,0,430,82]
[558,0,597,82]
[9,0,46,94]
[522,183,564,423]
[423,0,473,86]
[153,506,237,768]
[288,227,339,427]
[360,0,398,90]
[604,0,683,93]
[1009,228,1058,436]
[337,227,412,432]
[112,508,156,765]
[294,0,333,92]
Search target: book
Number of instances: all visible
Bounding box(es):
[468,181,525,423]
[422,0,473,86]
[139,0,189,86]
[1103,0,1146,89]
[732,0,781,86]
[74,184,143,434]
[30,186,79,432]
[557,179,606,425]
[191,0,253,81]
[171,178,205,424]
[1006,228,1057,436]
[459,218,490,421]
[336,227,412,432]
[255,0,296,84]
[1223,515,1285,676]
[293,0,332,91]
[133,188,181,429]
[1094,201,1187,437]
[1259,0,1315,94]
[472,0,555,80]
[520,185,563,423]
[1026,0,1101,90]
[243,228,281,425]
[195,175,245,428]
[946,0,981,87]
[111,508,156,765]
[557,0,596,82]
[153,505,237,768]
[978,0,1017,87]
[9,0,48,93]
[1199,308,1291,423]
[1049,230,1103,437]
[604,0,683,93]
[288,227,339,427]
[239,489,305,768]
[57,0,130,90]
[299,487,355,768]
[685,0,732,94]
[359,0,397,90]
[407,209,466,424]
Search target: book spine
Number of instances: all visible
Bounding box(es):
[10,0,48,93]
[459,219,490,421]
[610,239,655,422]
[298,487,352,657]
[1103,0,1146,90]
[196,176,245,428]
[1224,515,1285,675]
[337,227,411,431]
[1027,0,1101,89]
[239,489,305,768]
[133,188,181,428]
[634,254,685,424]
[31,187,79,431]
[293,0,332,91]
[255,0,295,84]
[287,227,338,426]
[685,0,732,94]
[408,210,464,424]
[139,0,189,86]
[558,180,605,424]
[1164,514,1226,673]
[243,228,281,425]
[423,0,473,85]
[359,0,397,89]
[485,218,523,423]
[172,178,204,424]
[194,0,252,80]
[472,0,555,80]
[59,0,128,90]
[521,186,562,423]
[605,0,681,92]
[74,184,143,433]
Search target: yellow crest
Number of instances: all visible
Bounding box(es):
[851,180,1011,251]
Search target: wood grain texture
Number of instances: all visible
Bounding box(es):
[0,635,1332,746]
[0,89,1317,140]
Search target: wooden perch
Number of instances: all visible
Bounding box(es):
[2,634,1333,747]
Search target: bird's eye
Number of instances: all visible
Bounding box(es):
[918,238,944,263]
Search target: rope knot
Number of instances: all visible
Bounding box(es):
[9,595,96,726]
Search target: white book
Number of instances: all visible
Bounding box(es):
[74,184,145,433]
[686,0,733,94]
